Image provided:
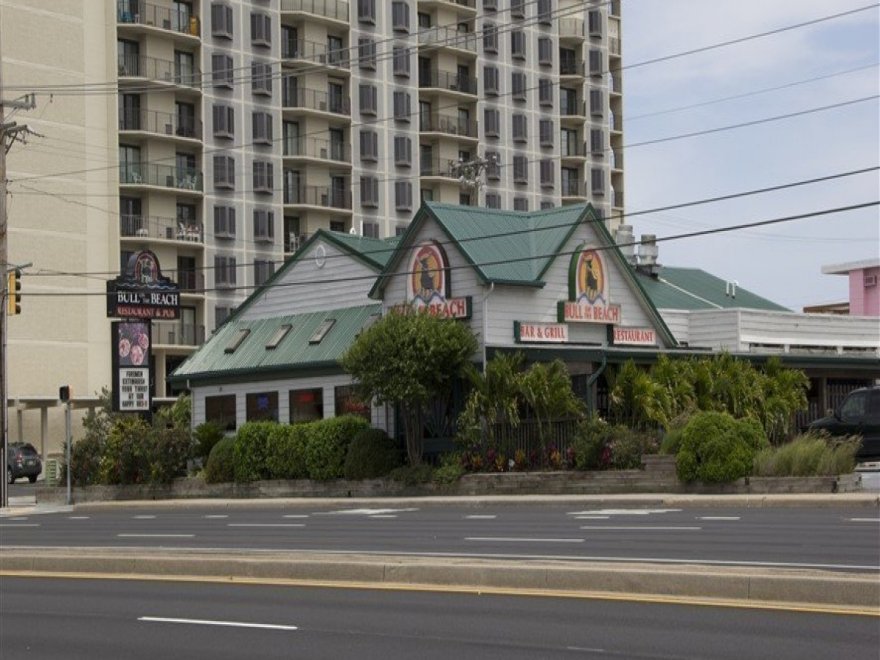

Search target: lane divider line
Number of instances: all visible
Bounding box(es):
[580,526,702,531]
[282,515,309,519]
[0,523,40,528]
[697,517,741,521]
[465,515,497,520]
[466,537,584,543]
[227,523,305,528]
[133,515,156,520]
[203,515,228,519]
[138,616,298,631]
[117,534,195,538]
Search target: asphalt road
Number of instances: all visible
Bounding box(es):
[1,576,876,660]
[2,503,878,571]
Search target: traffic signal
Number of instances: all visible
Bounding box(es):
[7,268,22,316]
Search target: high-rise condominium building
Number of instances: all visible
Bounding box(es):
[1,0,622,449]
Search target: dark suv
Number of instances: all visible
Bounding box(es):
[6,442,42,484]
[809,386,880,460]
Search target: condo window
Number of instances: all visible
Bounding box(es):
[252,111,273,145]
[484,108,500,138]
[395,180,413,210]
[253,209,275,241]
[510,0,525,19]
[482,23,498,53]
[513,197,529,211]
[537,0,552,24]
[539,119,554,147]
[213,205,236,238]
[214,255,237,287]
[394,135,412,167]
[358,38,377,70]
[211,53,234,88]
[485,192,501,209]
[511,31,526,59]
[251,61,273,96]
[360,176,379,207]
[512,114,527,142]
[210,3,233,39]
[250,12,271,47]
[393,90,411,122]
[483,66,499,95]
[213,154,235,189]
[360,130,378,162]
[252,160,274,194]
[538,37,552,66]
[513,155,528,183]
[359,84,378,116]
[540,159,555,188]
[392,1,410,32]
[393,45,410,77]
[254,259,275,286]
[511,72,527,101]
[363,222,379,238]
[357,0,376,24]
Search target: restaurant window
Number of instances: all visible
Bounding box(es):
[205,394,236,430]
[246,391,278,422]
[290,388,323,423]
[334,385,371,421]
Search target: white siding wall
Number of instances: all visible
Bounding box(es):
[380,220,484,357]
[658,310,691,345]
[239,240,377,319]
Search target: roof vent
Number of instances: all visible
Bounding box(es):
[636,234,661,276]
[614,224,636,265]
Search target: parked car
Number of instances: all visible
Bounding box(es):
[809,386,880,460]
[6,442,42,484]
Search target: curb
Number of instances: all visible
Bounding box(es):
[1,547,877,611]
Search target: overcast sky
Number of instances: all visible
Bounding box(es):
[621,0,879,311]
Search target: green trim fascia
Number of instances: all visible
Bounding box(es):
[168,360,345,387]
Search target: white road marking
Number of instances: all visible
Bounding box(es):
[203,515,228,519]
[465,515,497,519]
[581,526,701,531]
[568,508,682,516]
[0,523,39,527]
[9,517,28,521]
[133,515,156,519]
[227,523,305,528]
[68,516,90,520]
[282,514,309,519]
[369,515,397,519]
[117,534,194,538]
[847,518,880,522]
[466,537,584,543]
[567,647,607,653]
[574,515,610,520]
[139,617,298,631]
[697,516,741,521]
[317,508,419,516]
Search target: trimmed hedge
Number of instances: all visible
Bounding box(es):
[232,421,276,482]
[265,423,310,480]
[343,428,402,480]
[676,411,768,483]
[304,415,371,480]
[204,436,236,484]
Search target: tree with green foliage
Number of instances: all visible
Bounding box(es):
[457,352,525,448]
[519,359,585,448]
[676,411,768,483]
[341,309,478,466]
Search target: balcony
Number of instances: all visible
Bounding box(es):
[285,232,310,254]
[417,0,477,15]
[613,191,624,209]
[419,113,478,139]
[120,164,203,193]
[172,270,206,294]
[282,87,350,117]
[561,142,587,160]
[418,69,477,96]
[283,137,350,164]
[117,54,201,89]
[116,1,200,38]
[417,26,478,54]
[153,319,206,347]
[283,185,352,210]
[419,156,459,179]
[282,38,351,71]
[280,0,349,25]
[609,73,622,95]
[611,149,624,171]
[120,214,204,244]
[558,18,585,41]
[609,37,621,56]
[559,60,585,78]
[560,101,587,120]
[118,109,201,140]
[561,180,586,198]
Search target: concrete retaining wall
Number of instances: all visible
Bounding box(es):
[35,454,863,503]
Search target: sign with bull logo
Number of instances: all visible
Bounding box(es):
[558,244,620,324]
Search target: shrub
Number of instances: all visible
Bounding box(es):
[676,411,769,483]
[303,415,371,480]
[265,423,310,480]
[571,415,611,470]
[752,433,859,477]
[607,425,656,470]
[389,463,434,486]
[232,421,277,482]
[147,425,193,484]
[193,421,226,460]
[659,412,692,455]
[69,434,104,487]
[99,417,152,484]
[204,436,236,484]
[433,454,465,485]
[343,428,402,480]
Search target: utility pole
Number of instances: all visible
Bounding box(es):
[448,154,498,193]
[0,27,37,508]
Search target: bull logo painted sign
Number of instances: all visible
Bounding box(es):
[398,241,471,319]
[558,244,620,324]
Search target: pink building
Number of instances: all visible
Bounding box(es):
[809,259,880,316]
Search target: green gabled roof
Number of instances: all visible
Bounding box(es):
[317,231,400,270]
[635,267,789,312]
[169,304,381,384]
[370,202,593,296]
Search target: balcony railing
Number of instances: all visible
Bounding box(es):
[283,136,350,162]
[118,108,201,139]
[117,53,201,87]
[561,142,587,158]
[558,18,584,39]
[613,191,624,209]
[417,26,478,53]
[419,156,459,178]
[418,69,477,95]
[282,38,350,68]
[609,37,621,56]
[280,0,349,21]
[282,86,351,115]
[120,214,204,243]
[419,113,478,138]
[561,180,585,197]
[120,163,203,192]
[611,150,623,170]
[559,60,585,77]
[153,320,206,347]
[284,232,310,253]
[283,185,351,209]
[561,101,586,117]
[117,1,200,37]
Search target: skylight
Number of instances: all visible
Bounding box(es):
[266,324,292,350]
[224,329,250,353]
[308,318,336,344]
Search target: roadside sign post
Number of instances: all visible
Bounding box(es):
[65,400,71,506]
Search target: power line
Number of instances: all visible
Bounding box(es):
[17,166,879,278]
[16,201,879,298]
